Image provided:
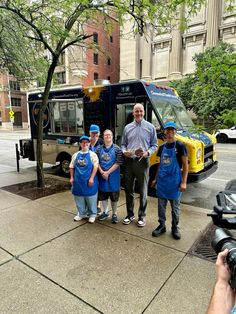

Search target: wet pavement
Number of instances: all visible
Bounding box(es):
[0,167,217,314]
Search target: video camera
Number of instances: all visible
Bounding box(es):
[208,180,236,289]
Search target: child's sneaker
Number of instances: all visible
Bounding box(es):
[98,212,110,221]
[111,214,118,224]
[123,215,135,225]
[74,215,83,221]
[88,216,96,223]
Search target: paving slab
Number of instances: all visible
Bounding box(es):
[20,223,184,314]
[0,248,12,265]
[36,190,128,215]
[0,169,36,187]
[0,189,29,212]
[0,201,83,256]
[144,254,215,314]
[98,195,211,253]
[0,260,98,314]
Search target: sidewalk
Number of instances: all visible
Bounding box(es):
[0,169,216,314]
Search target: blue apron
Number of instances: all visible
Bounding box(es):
[156,142,182,200]
[98,145,120,192]
[72,152,98,196]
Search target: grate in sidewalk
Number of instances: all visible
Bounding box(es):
[188,222,218,263]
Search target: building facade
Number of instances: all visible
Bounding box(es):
[0,74,28,129]
[0,16,120,129]
[120,0,236,83]
[52,16,120,88]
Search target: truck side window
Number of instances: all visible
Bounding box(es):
[51,100,83,135]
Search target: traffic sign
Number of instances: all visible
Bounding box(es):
[9,110,14,118]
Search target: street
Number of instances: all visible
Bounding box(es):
[0,129,235,211]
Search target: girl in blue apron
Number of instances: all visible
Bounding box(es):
[70,136,99,223]
[97,130,123,223]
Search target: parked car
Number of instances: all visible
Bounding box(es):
[215,125,236,143]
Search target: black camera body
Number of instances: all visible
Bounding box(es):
[208,180,236,289]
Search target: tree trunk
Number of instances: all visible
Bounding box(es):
[36,58,58,188]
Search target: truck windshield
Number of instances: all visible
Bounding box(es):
[152,97,194,130]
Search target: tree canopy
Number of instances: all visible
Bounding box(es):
[0,0,207,187]
[170,42,236,128]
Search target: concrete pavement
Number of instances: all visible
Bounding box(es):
[0,168,216,314]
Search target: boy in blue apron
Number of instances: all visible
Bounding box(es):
[69,136,99,223]
[151,121,188,239]
[96,129,123,223]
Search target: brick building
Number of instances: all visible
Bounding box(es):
[0,74,28,129]
[0,14,120,129]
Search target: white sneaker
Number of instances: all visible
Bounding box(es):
[74,215,83,221]
[88,216,96,223]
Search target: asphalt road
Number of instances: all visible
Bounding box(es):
[0,129,235,210]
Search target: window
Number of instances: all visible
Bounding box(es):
[93,32,98,44]
[107,57,111,65]
[11,98,21,107]
[110,36,113,43]
[93,53,98,65]
[9,81,20,91]
[51,100,84,135]
[56,72,66,84]
[94,72,99,80]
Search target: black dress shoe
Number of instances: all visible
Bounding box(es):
[152,225,166,237]
[172,227,181,240]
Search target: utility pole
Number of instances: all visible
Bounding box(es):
[7,73,14,130]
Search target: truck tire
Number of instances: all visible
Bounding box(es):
[217,134,228,143]
[59,154,71,177]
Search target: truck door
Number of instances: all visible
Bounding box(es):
[115,100,147,146]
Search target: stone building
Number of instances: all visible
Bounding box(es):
[120,0,236,83]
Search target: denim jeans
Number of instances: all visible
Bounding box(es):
[74,193,98,217]
[158,197,181,228]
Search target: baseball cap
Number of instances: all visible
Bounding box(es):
[163,121,177,130]
[89,124,100,132]
[79,135,90,142]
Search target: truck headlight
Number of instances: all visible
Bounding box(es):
[196,148,201,159]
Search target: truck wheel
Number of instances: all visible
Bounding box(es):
[217,134,228,143]
[59,155,71,176]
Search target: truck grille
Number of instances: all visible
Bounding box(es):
[204,144,213,163]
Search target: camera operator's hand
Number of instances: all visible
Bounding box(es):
[216,249,232,284]
[207,249,236,314]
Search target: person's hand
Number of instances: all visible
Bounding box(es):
[151,179,156,188]
[135,148,143,156]
[215,249,235,311]
[216,249,231,284]
[101,171,109,180]
[135,148,149,157]
[179,182,187,192]
[70,177,74,186]
[123,150,133,158]
[88,178,94,187]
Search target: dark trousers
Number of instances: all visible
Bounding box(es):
[124,158,149,218]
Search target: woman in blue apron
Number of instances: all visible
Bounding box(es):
[70,136,99,223]
[151,121,188,239]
